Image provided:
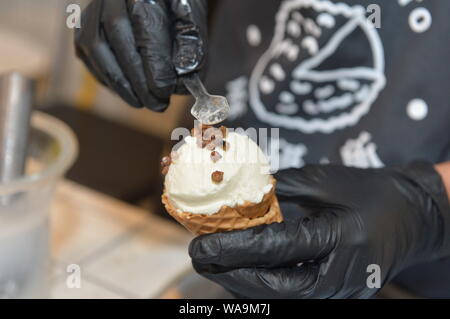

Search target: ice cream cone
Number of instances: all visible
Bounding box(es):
[162,177,283,235]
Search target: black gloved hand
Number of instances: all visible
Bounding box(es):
[189,162,450,298]
[75,0,207,111]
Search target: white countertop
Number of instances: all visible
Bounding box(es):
[50,180,193,298]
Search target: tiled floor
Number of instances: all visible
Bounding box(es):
[50,181,193,299]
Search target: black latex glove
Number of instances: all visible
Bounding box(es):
[75,0,207,111]
[189,162,450,298]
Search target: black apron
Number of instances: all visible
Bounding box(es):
[205,0,450,298]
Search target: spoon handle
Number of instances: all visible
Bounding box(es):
[182,73,209,100]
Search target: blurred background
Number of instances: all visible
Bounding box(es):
[0,0,227,299]
[0,0,420,299]
[0,0,202,215]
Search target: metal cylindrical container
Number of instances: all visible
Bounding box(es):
[0,72,33,183]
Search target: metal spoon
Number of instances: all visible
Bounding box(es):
[182,73,230,125]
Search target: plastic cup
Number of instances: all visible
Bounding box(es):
[0,111,77,298]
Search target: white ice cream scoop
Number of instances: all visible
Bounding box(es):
[182,73,230,125]
[165,132,273,215]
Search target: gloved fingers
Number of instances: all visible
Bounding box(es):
[127,0,176,104]
[274,167,327,203]
[275,165,357,207]
[173,78,190,95]
[189,215,337,269]
[303,250,377,299]
[75,45,108,87]
[75,0,141,107]
[276,165,388,209]
[101,0,166,111]
[75,0,108,86]
[192,262,319,299]
[87,37,142,108]
[225,289,250,299]
[168,0,207,75]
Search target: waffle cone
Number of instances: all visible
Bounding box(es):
[162,177,283,235]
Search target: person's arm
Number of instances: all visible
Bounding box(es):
[436,162,450,200]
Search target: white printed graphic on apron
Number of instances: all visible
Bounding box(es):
[225,76,249,120]
[340,131,384,168]
[268,138,308,171]
[398,0,432,33]
[249,0,386,134]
